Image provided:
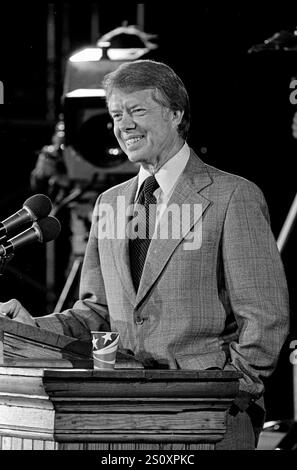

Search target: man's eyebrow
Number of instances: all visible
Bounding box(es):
[130,102,144,108]
[109,102,146,113]
[108,106,121,113]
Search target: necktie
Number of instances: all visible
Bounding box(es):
[129,175,159,291]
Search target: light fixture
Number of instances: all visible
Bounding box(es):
[248,27,297,53]
[65,89,106,98]
[69,24,158,63]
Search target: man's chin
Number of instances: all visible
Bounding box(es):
[126,151,146,164]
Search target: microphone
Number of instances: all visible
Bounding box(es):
[0,216,61,257]
[0,194,53,242]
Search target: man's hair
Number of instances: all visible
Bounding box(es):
[103,60,190,139]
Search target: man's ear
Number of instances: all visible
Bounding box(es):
[172,109,184,128]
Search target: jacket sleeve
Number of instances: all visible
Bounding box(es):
[222,180,290,399]
[36,196,110,341]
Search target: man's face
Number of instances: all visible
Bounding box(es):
[107,88,183,171]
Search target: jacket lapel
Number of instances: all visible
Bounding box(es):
[135,150,213,307]
[108,176,138,304]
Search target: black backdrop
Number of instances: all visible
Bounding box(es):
[1,3,297,422]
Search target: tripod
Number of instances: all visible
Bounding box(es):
[45,174,99,312]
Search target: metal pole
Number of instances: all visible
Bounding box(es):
[136,4,145,31]
[45,4,57,312]
[61,3,71,81]
[277,192,297,253]
[0,80,3,104]
[46,3,56,121]
[90,3,100,43]
[54,257,82,312]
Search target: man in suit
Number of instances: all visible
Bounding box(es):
[0,60,289,449]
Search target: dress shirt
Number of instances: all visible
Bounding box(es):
[135,142,190,227]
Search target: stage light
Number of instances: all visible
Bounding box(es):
[69,48,103,63]
[66,89,106,98]
[69,46,150,63]
[62,25,158,179]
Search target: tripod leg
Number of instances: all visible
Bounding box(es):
[54,258,81,312]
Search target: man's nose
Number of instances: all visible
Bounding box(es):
[119,111,136,130]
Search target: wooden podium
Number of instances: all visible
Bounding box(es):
[0,317,242,450]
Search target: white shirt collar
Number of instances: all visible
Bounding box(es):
[136,142,190,200]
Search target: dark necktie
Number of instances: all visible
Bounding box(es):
[129,175,159,291]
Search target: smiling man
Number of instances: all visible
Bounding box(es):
[0,60,289,450]
[107,88,184,172]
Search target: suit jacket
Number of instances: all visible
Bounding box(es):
[37,149,289,401]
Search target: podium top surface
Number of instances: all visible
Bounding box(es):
[0,366,242,401]
[0,366,242,380]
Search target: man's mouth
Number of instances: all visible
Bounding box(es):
[125,136,144,147]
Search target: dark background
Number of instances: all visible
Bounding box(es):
[1,3,297,422]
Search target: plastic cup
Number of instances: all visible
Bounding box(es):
[91,331,119,370]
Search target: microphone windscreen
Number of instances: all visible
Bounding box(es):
[24,194,52,219]
[37,216,61,242]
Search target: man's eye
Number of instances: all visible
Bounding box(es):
[112,113,122,121]
[132,108,146,116]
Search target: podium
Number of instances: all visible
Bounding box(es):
[0,317,242,450]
